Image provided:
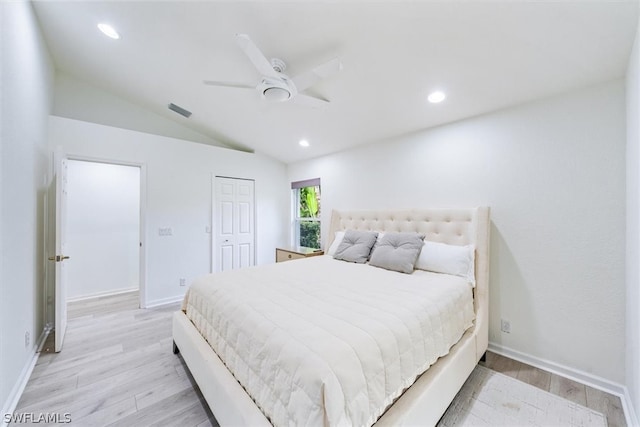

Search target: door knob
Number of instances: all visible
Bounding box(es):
[48,255,70,262]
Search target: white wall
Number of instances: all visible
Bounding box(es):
[626,17,640,425]
[288,80,626,385]
[66,160,140,300]
[0,0,54,417]
[54,72,244,152]
[48,116,289,306]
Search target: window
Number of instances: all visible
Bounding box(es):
[292,178,321,249]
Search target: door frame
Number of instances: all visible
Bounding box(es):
[211,175,256,273]
[45,153,148,314]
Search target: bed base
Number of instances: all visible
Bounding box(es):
[173,310,271,426]
[173,207,490,426]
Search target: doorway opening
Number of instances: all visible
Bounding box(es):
[65,160,141,304]
[44,157,146,352]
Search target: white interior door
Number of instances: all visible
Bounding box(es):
[53,157,69,352]
[214,177,255,272]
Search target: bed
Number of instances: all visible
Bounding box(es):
[172,207,490,426]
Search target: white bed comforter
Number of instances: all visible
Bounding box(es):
[182,255,475,427]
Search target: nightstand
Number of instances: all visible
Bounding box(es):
[276,246,324,263]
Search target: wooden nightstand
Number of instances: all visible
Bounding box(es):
[276,246,324,263]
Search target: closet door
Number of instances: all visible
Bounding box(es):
[214,177,255,272]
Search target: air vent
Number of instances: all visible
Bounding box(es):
[168,103,192,118]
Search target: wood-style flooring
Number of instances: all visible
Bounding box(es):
[13,291,626,426]
[15,292,216,427]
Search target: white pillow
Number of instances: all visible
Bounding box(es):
[415,240,476,286]
[369,232,385,256]
[326,231,345,256]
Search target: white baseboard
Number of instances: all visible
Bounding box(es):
[1,326,51,427]
[66,287,138,303]
[489,342,639,427]
[621,389,640,427]
[144,295,183,309]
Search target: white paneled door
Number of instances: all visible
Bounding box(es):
[214,177,255,272]
[52,156,69,352]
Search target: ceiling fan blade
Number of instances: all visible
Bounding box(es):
[235,33,280,79]
[291,58,343,92]
[292,93,330,109]
[203,80,254,90]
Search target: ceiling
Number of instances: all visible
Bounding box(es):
[33,1,639,164]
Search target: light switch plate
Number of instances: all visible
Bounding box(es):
[158,227,173,236]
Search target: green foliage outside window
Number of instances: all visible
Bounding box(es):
[299,221,321,249]
[299,186,320,218]
[298,186,321,249]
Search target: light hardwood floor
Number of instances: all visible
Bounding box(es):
[15,292,216,427]
[13,292,626,426]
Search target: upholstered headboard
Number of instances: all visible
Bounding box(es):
[327,208,491,359]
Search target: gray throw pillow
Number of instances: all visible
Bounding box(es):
[369,232,425,274]
[333,230,379,263]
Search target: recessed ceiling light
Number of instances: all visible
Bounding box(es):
[98,23,120,40]
[428,91,446,104]
[299,139,310,147]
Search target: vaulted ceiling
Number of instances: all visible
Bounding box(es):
[33,1,639,163]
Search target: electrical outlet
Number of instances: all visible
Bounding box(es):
[179,278,186,287]
[25,331,30,348]
[500,319,511,334]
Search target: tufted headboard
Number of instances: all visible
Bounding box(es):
[327,207,491,359]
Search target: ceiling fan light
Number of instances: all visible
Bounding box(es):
[263,87,291,102]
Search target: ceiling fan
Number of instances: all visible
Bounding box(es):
[204,34,342,108]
